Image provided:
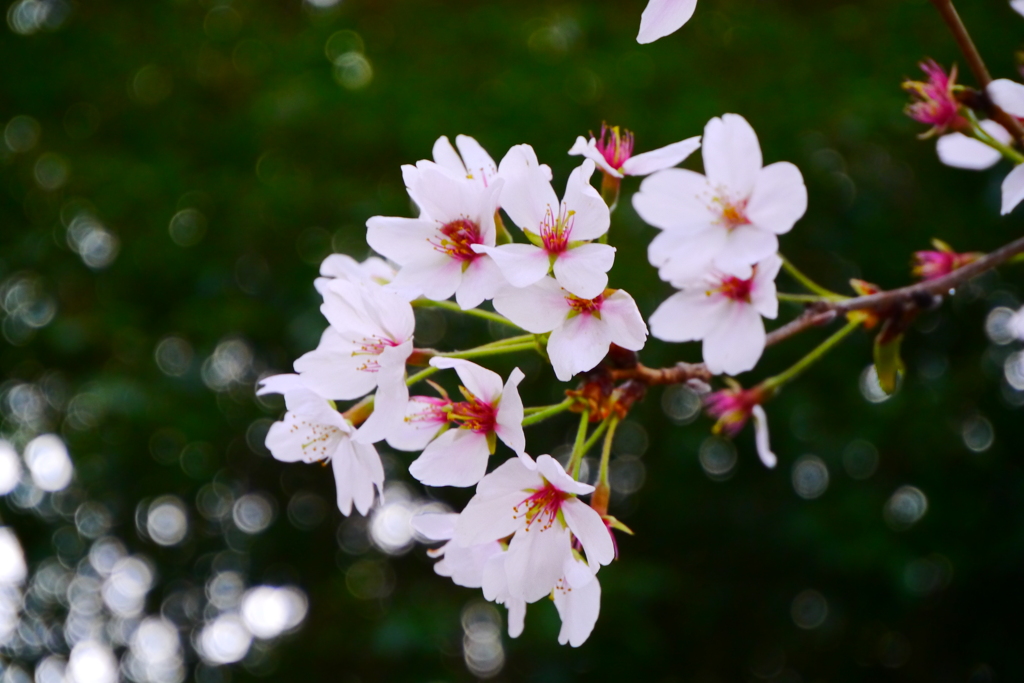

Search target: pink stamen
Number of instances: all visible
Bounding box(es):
[593,123,635,170]
[513,483,567,532]
[430,218,483,262]
[716,275,754,303]
[539,205,575,253]
[564,291,606,315]
[351,335,400,372]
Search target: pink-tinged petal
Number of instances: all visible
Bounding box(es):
[636,0,698,44]
[561,498,614,567]
[391,252,464,302]
[600,290,648,351]
[432,135,466,176]
[552,243,615,299]
[655,228,730,284]
[455,255,506,310]
[411,512,457,541]
[498,145,559,231]
[702,114,763,199]
[936,132,1002,170]
[633,168,716,232]
[294,329,378,401]
[409,429,491,488]
[430,357,504,402]
[495,368,526,455]
[492,278,570,333]
[751,405,777,468]
[702,305,766,375]
[353,341,413,444]
[474,455,540,497]
[365,216,437,265]
[746,162,807,235]
[387,398,447,451]
[649,289,724,342]
[554,569,601,647]
[750,254,782,319]
[988,79,1024,119]
[562,160,610,240]
[505,524,572,602]
[712,226,779,279]
[411,165,488,224]
[1002,163,1024,215]
[455,491,528,546]
[475,243,551,289]
[534,455,595,495]
[621,136,702,176]
[256,373,305,397]
[568,136,622,177]
[546,313,612,382]
[456,134,499,185]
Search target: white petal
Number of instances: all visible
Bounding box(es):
[751,254,782,319]
[492,278,569,333]
[455,134,498,186]
[475,243,551,289]
[256,373,305,397]
[534,455,595,495]
[455,255,505,310]
[386,398,446,452]
[294,328,378,401]
[391,252,465,302]
[600,290,648,351]
[475,455,541,497]
[554,569,601,647]
[649,289,725,342]
[411,512,457,541]
[505,524,572,602]
[568,136,621,177]
[746,162,807,234]
[430,357,504,402]
[633,168,716,232]
[702,114,763,199]
[331,438,383,516]
[353,341,413,444]
[1002,163,1024,215]
[702,305,766,375]
[562,160,610,241]
[1014,0,1024,17]
[988,79,1024,118]
[712,225,778,279]
[936,134,1002,171]
[621,136,702,176]
[436,540,504,588]
[432,135,467,176]
[655,228,730,284]
[552,243,615,299]
[455,491,527,546]
[751,405,777,469]
[561,498,614,568]
[506,598,526,638]
[365,216,437,265]
[360,283,417,343]
[546,311,612,382]
[408,429,491,488]
[636,0,698,44]
[494,368,526,455]
[265,412,340,464]
[497,144,559,231]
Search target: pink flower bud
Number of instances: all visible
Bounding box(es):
[903,61,965,137]
[912,242,981,281]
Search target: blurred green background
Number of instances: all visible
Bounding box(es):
[2,0,1024,680]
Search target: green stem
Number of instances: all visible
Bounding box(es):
[579,418,610,457]
[411,299,522,329]
[469,334,535,350]
[777,292,834,303]
[761,319,861,392]
[597,416,620,489]
[967,112,1024,164]
[405,366,439,387]
[567,410,590,480]
[781,256,848,300]
[440,341,538,360]
[522,398,576,426]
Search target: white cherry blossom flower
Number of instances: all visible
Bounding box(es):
[985,80,1024,214]
[389,358,526,488]
[633,114,807,282]
[454,455,614,603]
[313,254,396,297]
[477,148,615,299]
[366,165,506,309]
[402,135,501,193]
[481,552,527,638]
[1014,0,1024,19]
[257,374,384,516]
[493,278,647,382]
[936,120,1012,171]
[637,0,698,44]
[412,513,504,588]
[553,558,602,647]
[568,123,701,179]
[649,254,782,376]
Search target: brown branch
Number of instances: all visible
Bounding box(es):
[930,0,1024,144]
[609,361,711,385]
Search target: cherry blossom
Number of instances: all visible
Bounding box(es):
[705,385,776,467]
[985,80,1024,214]
[454,455,615,603]
[648,254,782,376]
[257,374,384,515]
[477,148,614,299]
[553,559,602,647]
[912,240,982,281]
[480,552,527,638]
[313,254,395,297]
[568,123,701,179]
[936,120,1012,170]
[633,114,807,283]
[389,358,526,488]
[366,164,506,309]
[492,278,648,382]
[636,0,698,44]
[1014,0,1024,18]
[903,61,965,137]
[412,513,504,589]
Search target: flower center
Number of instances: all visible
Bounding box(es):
[298,421,343,462]
[564,291,605,315]
[539,205,575,253]
[431,218,483,261]
[716,275,754,303]
[713,196,751,230]
[351,335,400,372]
[514,482,567,532]
[594,123,634,170]
[448,393,497,434]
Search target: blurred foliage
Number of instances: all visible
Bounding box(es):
[2,0,1024,680]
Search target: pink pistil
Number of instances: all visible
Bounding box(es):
[903,60,965,136]
[514,483,567,532]
[539,205,575,253]
[593,123,635,171]
[431,218,483,261]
